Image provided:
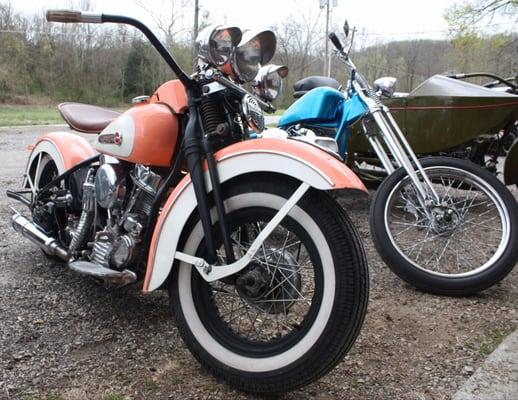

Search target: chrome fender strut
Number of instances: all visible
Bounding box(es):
[174,182,310,282]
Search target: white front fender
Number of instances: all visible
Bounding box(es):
[143,138,365,292]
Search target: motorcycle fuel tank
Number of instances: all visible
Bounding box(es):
[279,87,345,127]
[95,103,179,167]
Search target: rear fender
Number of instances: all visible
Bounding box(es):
[24,132,96,187]
[143,138,366,292]
[504,139,518,185]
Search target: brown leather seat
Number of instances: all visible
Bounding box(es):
[58,102,121,134]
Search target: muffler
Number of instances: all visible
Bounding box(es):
[11,212,69,261]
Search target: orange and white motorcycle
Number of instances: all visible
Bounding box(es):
[8,10,369,394]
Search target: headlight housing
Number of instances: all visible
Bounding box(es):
[374,76,397,98]
[196,25,242,67]
[232,29,276,82]
[253,64,288,101]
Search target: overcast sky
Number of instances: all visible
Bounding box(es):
[8,0,515,43]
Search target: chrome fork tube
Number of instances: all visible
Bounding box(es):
[383,109,440,202]
[366,134,395,174]
[369,109,441,209]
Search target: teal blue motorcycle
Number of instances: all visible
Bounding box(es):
[256,24,518,296]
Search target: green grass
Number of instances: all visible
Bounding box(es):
[0,103,284,127]
[272,108,286,116]
[0,104,283,127]
[0,105,63,126]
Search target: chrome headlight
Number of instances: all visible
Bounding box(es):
[196,25,242,67]
[374,76,397,98]
[253,64,288,101]
[233,29,276,82]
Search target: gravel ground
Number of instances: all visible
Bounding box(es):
[0,125,517,400]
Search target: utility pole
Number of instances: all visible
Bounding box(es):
[320,0,336,77]
[324,0,329,76]
[193,0,199,46]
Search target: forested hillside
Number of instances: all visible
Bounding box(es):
[1,2,516,109]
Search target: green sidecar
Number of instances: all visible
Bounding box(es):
[347,74,518,185]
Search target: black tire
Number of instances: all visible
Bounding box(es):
[371,156,518,295]
[38,157,59,187]
[29,154,60,260]
[27,153,59,189]
[169,175,369,394]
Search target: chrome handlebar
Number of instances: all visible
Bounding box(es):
[329,32,382,106]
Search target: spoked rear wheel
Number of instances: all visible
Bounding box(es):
[371,156,518,295]
[169,176,368,394]
[27,153,61,260]
[27,153,60,190]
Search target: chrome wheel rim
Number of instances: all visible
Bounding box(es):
[384,166,510,277]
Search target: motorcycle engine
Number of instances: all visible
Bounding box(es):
[73,162,161,269]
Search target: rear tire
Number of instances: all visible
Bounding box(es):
[169,175,369,394]
[28,153,60,260]
[26,153,60,189]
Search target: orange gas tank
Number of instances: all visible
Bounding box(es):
[95,103,179,167]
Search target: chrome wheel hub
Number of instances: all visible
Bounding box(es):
[236,251,302,314]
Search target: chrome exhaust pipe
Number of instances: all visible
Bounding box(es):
[11,212,70,261]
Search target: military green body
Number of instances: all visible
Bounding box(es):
[348,75,518,154]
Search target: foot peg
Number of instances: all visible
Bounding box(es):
[68,260,137,286]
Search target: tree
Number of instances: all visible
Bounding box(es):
[123,40,155,98]
[272,8,324,107]
[136,0,192,48]
[0,2,32,102]
[445,0,518,35]
[444,0,517,79]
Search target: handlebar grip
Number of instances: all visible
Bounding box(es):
[46,10,102,23]
[328,33,344,52]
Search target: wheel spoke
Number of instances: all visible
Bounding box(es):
[385,165,507,277]
[204,216,316,344]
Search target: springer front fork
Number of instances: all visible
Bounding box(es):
[182,93,310,281]
[364,105,441,209]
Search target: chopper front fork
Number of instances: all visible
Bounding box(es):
[366,107,441,209]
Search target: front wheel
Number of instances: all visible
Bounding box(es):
[371,156,518,295]
[169,175,369,394]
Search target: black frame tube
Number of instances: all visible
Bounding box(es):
[181,91,218,263]
[204,140,235,264]
[6,190,32,208]
[38,154,100,198]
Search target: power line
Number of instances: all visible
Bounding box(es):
[356,22,517,37]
